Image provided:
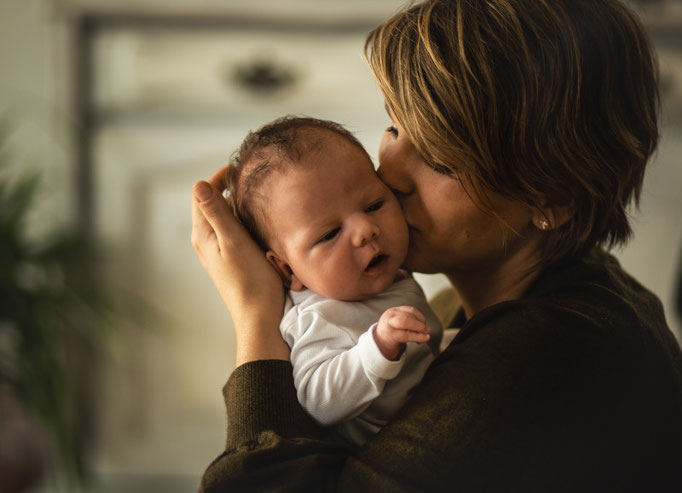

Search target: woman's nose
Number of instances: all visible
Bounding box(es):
[351,216,380,247]
[377,137,413,197]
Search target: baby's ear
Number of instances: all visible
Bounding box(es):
[265,250,305,291]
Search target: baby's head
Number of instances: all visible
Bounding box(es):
[227,116,408,301]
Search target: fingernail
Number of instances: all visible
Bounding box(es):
[195,182,212,202]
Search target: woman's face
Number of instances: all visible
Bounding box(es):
[377,109,541,277]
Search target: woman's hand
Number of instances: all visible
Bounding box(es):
[191,166,290,365]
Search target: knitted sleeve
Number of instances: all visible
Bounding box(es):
[198,360,349,493]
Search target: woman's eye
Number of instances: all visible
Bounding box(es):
[321,227,341,242]
[385,125,398,136]
[366,200,384,213]
[429,162,455,176]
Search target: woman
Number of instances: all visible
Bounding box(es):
[191,0,682,491]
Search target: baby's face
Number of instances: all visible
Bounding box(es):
[265,133,408,301]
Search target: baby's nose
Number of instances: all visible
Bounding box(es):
[351,216,380,247]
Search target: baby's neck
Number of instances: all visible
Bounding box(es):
[393,269,409,283]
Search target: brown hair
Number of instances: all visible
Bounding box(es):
[365,0,659,264]
[226,115,370,250]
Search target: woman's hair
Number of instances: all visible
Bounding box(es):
[365,0,659,264]
[226,116,369,250]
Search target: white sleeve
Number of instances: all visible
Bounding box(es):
[283,311,405,426]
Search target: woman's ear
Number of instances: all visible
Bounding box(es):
[265,250,305,291]
[532,201,575,231]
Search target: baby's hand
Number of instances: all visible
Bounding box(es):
[374,306,430,361]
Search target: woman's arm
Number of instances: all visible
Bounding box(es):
[190,168,289,365]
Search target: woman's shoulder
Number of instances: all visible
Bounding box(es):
[467,251,661,334]
[449,249,681,378]
[529,249,668,336]
[529,248,660,306]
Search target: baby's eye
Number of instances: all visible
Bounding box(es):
[320,227,341,242]
[385,125,398,136]
[366,200,384,213]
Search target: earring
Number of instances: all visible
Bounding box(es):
[539,219,549,231]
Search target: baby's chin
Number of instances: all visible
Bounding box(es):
[321,271,400,302]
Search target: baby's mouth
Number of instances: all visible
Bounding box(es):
[365,253,387,272]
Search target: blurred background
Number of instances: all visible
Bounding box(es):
[0,0,680,492]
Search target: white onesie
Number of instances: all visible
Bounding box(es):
[280,275,443,446]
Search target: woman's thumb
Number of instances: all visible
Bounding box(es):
[194,181,226,229]
[194,181,214,203]
[193,180,238,248]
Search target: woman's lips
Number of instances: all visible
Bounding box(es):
[405,220,419,233]
[407,225,420,238]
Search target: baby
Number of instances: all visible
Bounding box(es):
[226,116,442,446]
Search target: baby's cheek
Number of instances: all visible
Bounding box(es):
[393,214,409,247]
[314,256,352,297]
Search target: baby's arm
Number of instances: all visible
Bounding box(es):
[286,307,430,426]
[374,306,431,361]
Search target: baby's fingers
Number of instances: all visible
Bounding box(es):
[392,328,430,344]
[388,308,429,334]
[391,305,426,324]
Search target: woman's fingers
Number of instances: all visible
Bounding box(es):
[207,165,229,191]
[190,174,289,364]
[191,182,218,258]
[191,178,282,291]
[192,180,243,254]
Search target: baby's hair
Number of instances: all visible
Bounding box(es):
[226,116,370,250]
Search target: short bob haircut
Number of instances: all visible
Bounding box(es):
[365,0,659,265]
[225,116,370,250]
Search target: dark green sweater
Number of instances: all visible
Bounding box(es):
[199,250,682,492]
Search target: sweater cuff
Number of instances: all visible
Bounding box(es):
[224,359,320,450]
